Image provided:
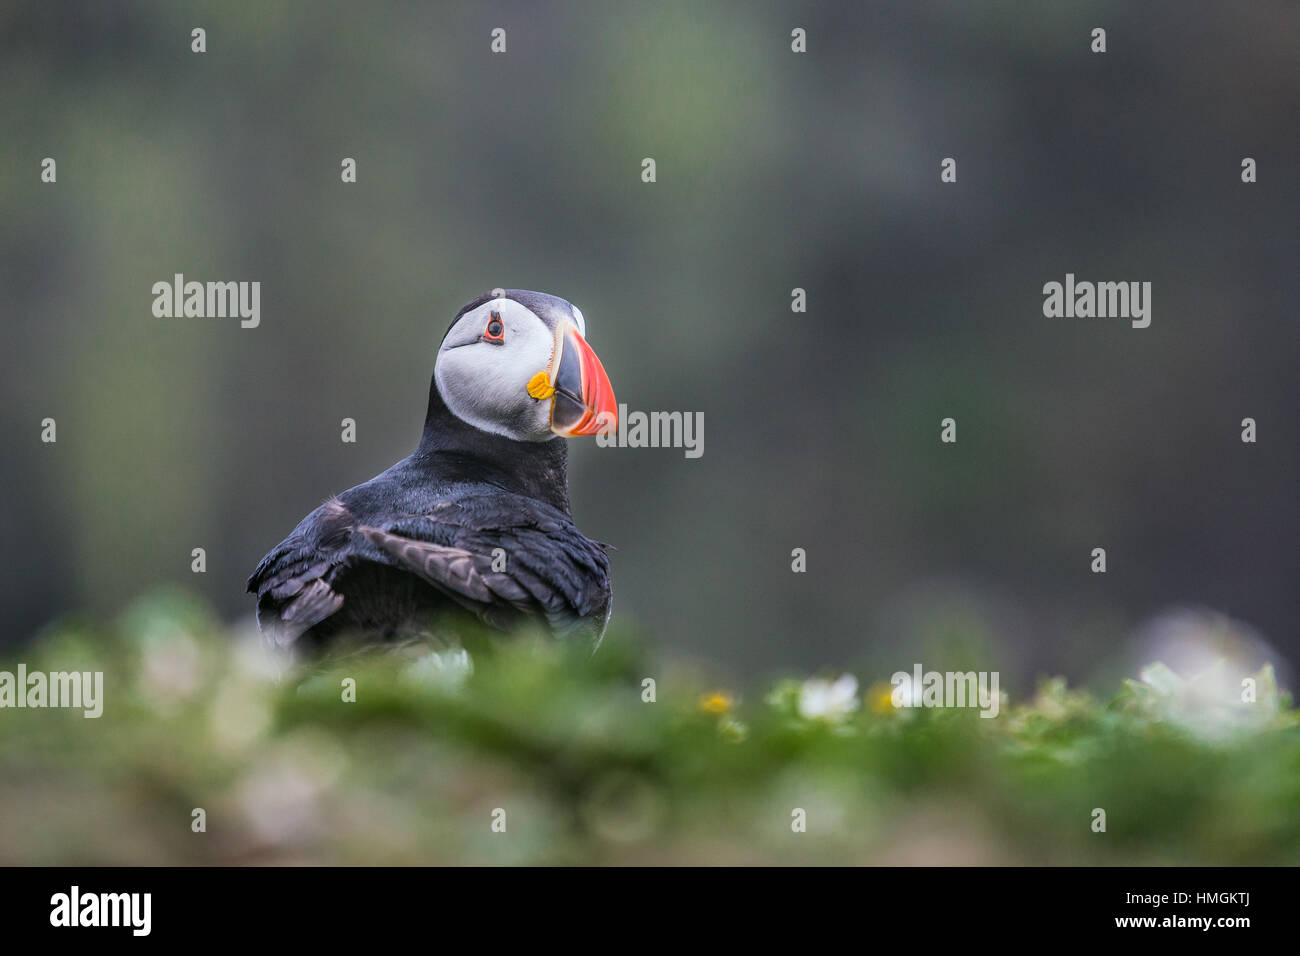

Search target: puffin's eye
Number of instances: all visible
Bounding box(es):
[483,313,506,344]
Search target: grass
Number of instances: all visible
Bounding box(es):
[1,590,1297,865]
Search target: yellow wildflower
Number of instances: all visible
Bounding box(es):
[699,691,733,715]
[866,681,898,715]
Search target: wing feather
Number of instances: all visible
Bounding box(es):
[247,485,611,646]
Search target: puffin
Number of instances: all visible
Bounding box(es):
[247,289,618,657]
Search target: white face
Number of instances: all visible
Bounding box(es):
[434,298,558,441]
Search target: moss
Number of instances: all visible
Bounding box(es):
[0,592,1296,865]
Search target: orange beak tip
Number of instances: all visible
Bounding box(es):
[558,326,617,437]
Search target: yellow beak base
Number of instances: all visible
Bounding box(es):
[526,370,556,401]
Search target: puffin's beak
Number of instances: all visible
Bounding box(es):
[548,322,617,437]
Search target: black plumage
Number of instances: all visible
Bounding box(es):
[247,292,613,656]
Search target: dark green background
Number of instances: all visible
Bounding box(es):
[3,1,1296,687]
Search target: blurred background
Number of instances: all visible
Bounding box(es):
[2,0,1297,691]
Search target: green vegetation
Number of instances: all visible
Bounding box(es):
[1,591,1296,865]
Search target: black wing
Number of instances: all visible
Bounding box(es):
[246,488,611,647]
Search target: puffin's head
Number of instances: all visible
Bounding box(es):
[434,290,617,442]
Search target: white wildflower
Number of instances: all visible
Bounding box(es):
[797,674,859,722]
